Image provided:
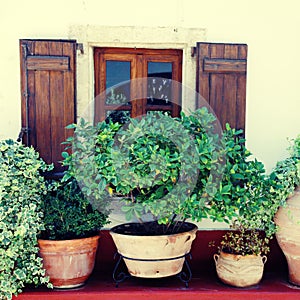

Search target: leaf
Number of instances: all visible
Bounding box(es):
[121,206,132,212]
[61,151,69,159]
[221,185,231,194]
[65,123,77,129]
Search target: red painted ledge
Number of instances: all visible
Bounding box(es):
[14,230,300,300]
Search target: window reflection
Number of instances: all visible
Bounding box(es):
[106,61,131,105]
[106,110,131,124]
[147,62,172,105]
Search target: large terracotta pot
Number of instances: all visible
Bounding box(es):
[274,186,300,286]
[110,222,197,278]
[38,235,99,288]
[214,251,267,287]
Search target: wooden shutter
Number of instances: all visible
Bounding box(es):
[196,42,247,133]
[20,39,76,175]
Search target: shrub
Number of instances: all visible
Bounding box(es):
[40,178,110,240]
[0,139,51,299]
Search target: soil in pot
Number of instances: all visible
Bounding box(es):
[110,221,197,278]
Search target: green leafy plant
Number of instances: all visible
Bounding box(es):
[0,139,52,300]
[183,123,269,230]
[288,134,300,159]
[288,134,300,180]
[257,136,300,237]
[207,126,280,256]
[213,132,300,257]
[62,108,227,233]
[39,178,110,240]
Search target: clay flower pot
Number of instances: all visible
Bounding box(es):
[274,186,300,286]
[38,235,99,288]
[110,222,197,278]
[214,251,267,287]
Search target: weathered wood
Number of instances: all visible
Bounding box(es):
[63,42,76,158]
[203,58,246,73]
[196,42,247,134]
[26,55,69,71]
[33,41,52,165]
[19,39,76,174]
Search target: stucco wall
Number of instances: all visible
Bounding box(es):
[1,0,300,174]
[70,25,205,121]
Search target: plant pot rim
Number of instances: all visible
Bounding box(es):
[110,221,197,237]
[219,250,263,259]
[38,234,100,244]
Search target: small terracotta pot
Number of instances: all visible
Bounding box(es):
[214,251,267,287]
[110,222,197,278]
[38,235,99,288]
[274,186,300,286]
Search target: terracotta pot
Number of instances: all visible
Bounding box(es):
[274,186,300,286]
[214,251,267,287]
[110,222,197,278]
[38,235,99,288]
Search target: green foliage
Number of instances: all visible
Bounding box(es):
[62,119,119,216]
[210,127,300,238]
[0,139,52,299]
[63,109,223,229]
[177,109,224,221]
[40,178,110,240]
[288,134,300,159]
[63,107,300,241]
[182,123,269,227]
[250,136,300,237]
[213,132,300,256]
[110,111,203,224]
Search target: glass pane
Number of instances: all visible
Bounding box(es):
[147,62,172,105]
[106,61,130,105]
[106,110,130,124]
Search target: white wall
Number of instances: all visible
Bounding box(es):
[1,0,300,173]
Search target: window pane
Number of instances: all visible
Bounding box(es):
[106,61,130,105]
[148,62,172,78]
[147,62,172,105]
[106,110,130,124]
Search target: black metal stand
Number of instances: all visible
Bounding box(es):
[112,252,193,288]
[112,253,131,287]
[177,253,193,288]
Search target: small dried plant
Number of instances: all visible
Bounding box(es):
[210,222,270,256]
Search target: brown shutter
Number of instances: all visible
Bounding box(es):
[20,39,76,175]
[196,42,247,133]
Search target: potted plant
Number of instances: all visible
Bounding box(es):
[0,139,51,300]
[38,177,110,289]
[208,125,277,287]
[274,134,300,286]
[213,223,269,287]
[210,130,300,288]
[62,108,230,285]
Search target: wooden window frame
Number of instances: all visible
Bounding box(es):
[94,48,182,123]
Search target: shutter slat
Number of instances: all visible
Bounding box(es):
[203,58,246,73]
[33,41,52,164]
[49,41,65,168]
[27,55,69,71]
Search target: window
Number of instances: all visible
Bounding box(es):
[94,48,182,123]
